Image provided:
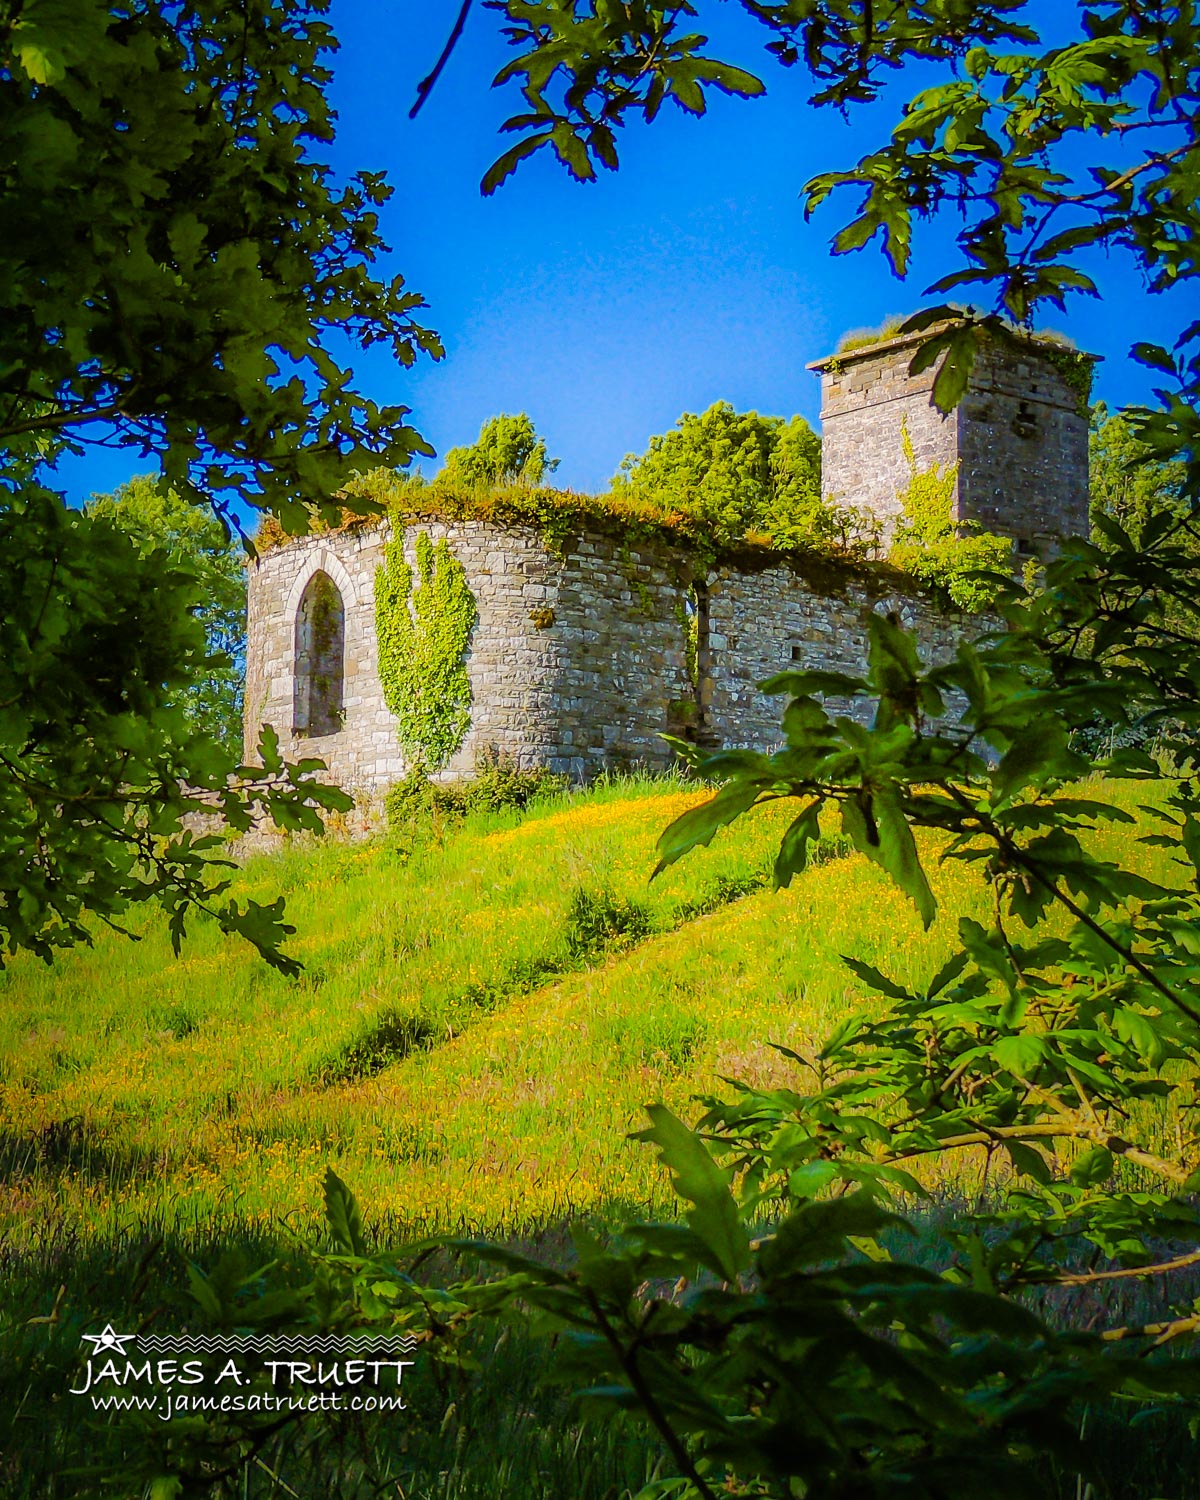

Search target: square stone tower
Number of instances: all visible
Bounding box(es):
[808,324,1097,555]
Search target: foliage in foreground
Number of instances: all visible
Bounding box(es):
[86,476,248,757]
[1,0,435,969]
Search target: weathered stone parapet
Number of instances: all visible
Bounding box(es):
[245,509,986,801]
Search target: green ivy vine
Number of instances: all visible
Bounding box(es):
[1040,344,1095,417]
[889,420,1012,612]
[375,529,477,771]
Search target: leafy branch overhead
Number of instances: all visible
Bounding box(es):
[1,0,440,535]
[464,3,1198,419]
[480,0,767,194]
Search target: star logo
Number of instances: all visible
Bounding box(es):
[80,1325,137,1357]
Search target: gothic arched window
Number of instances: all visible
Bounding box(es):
[293,570,345,736]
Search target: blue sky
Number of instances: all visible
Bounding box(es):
[53,3,1190,504]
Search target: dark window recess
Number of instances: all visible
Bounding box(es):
[1016,537,1036,557]
[669,578,715,746]
[1011,399,1039,441]
[293,570,345,736]
[790,644,805,662]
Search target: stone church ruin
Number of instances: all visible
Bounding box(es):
[244,324,1094,792]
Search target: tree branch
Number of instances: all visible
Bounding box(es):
[1055,1248,1200,1287]
[410,1,473,119]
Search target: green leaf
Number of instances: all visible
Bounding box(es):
[549,123,596,181]
[1131,342,1176,375]
[693,59,766,99]
[931,326,981,413]
[992,722,1071,801]
[570,1224,638,1304]
[993,1033,1047,1077]
[869,790,937,929]
[323,1167,368,1256]
[1113,1007,1166,1068]
[481,132,549,195]
[1005,1141,1052,1184]
[653,781,763,877]
[1070,1145,1114,1188]
[758,668,865,698]
[842,955,914,1001]
[760,1192,906,1279]
[927,950,969,998]
[185,1263,224,1322]
[773,801,822,887]
[631,1105,749,1281]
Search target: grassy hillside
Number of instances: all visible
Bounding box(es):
[0,774,1189,1500]
[0,775,1004,1248]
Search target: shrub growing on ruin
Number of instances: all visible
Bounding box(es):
[612,401,830,550]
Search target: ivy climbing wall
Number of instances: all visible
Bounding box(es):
[244,518,698,790]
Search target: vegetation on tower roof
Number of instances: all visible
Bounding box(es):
[832,309,1084,359]
[835,314,910,352]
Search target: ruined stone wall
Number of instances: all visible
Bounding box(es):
[810,329,1092,551]
[705,558,975,750]
[246,514,983,798]
[245,518,697,791]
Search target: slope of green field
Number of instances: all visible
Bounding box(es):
[0,776,1163,1247]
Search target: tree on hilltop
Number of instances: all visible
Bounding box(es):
[1090,401,1188,536]
[438,412,559,488]
[612,401,825,548]
[87,476,247,757]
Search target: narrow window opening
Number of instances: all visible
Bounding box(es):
[1011,399,1039,440]
[691,578,711,731]
[670,579,713,744]
[293,570,345,736]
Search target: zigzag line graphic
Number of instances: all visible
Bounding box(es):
[136,1334,417,1354]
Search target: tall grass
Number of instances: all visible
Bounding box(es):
[0,774,1172,1246]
